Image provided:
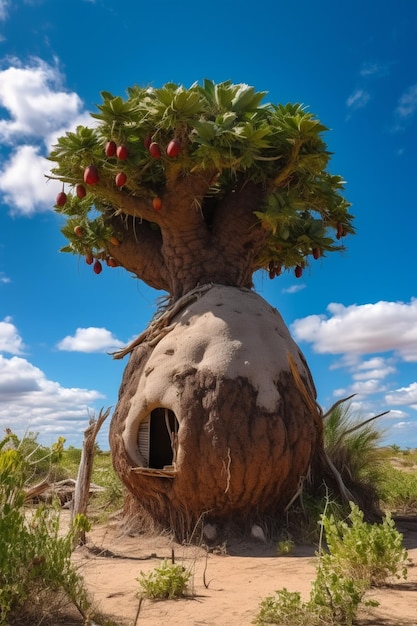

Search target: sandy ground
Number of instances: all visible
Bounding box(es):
[69,514,417,626]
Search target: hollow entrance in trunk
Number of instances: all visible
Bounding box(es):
[137,408,178,470]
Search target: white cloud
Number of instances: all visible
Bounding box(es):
[57,327,125,353]
[291,298,417,361]
[360,61,390,78]
[0,272,10,284]
[395,84,417,119]
[0,0,9,20]
[0,57,91,215]
[386,382,417,407]
[0,353,105,444]
[0,58,83,143]
[346,89,370,110]
[0,145,61,214]
[282,284,306,294]
[0,317,25,354]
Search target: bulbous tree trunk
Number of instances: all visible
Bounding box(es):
[110,285,323,540]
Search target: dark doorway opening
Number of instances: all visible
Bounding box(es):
[149,408,178,470]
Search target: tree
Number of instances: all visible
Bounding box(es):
[49,80,354,539]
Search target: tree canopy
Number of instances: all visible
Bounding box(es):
[49,79,354,300]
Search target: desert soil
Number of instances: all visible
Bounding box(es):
[69,513,417,626]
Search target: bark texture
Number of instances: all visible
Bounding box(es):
[104,178,268,300]
[109,285,323,539]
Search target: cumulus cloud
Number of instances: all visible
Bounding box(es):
[0,57,91,215]
[386,382,417,407]
[0,353,105,443]
[291,298,417,361]
[0,317,25,354]
[0,58,83,143]
[0,145,60,214]
[57,327,125,353]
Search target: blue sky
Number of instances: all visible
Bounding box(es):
[0,0,416,449]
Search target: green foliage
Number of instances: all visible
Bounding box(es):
[0,433,91,624]
[48,79,353,277]
[320,503,409,586]
[137,560,192,600]
[277,539,295,555]
[377,464,417,512]
[254,502,408,626]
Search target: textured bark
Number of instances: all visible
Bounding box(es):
[103,178,268,300]
[109,286,323,540]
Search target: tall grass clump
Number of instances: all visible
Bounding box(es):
[0,431,92,625]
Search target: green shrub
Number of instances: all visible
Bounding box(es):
[254,502,408,626]
[377,464,417,512]
[0,433,91,624]
[137,560,192,600]
[321,502,409,586]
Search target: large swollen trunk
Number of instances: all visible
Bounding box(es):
[109,285,323,540]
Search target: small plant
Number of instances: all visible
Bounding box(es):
[254,501,409,625]
[277,539,295,555]
[321,502,409,586]
[137,560,192,600]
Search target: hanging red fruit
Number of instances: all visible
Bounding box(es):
[55,191,67,207]
[312,248,321,260]
[93,260,102,275]
[152,197,162,211]
[116,145,129,160]
[115,172,127,187]
[105,141,117,157]
[107,256,118,267]
[73,225,84,238]
[84,164,99,185]
[149,142,161,158]
[76,184,86,198]
[166,138,181,158]
[336,222,345,239]
[85,252,94,265]
[295,265,303,278]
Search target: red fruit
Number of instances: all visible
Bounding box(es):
[73,225,84,238]
[149,142,161,158]
[93,260,102,275]
[295,265,303,278]
[115,172,127,187]
[116,145,129,160]
[336,222,345,239]
[312,248,321,260]
[152,197,162,211]
[109,235,120,246]
[107,256,118,267]
[144,133,152,150]
[85,252,94,265]
[166,138,181,158]
[84,164,99,185]
[76,184,86,198]
[105,141,117,157]
[55,191,67,207]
